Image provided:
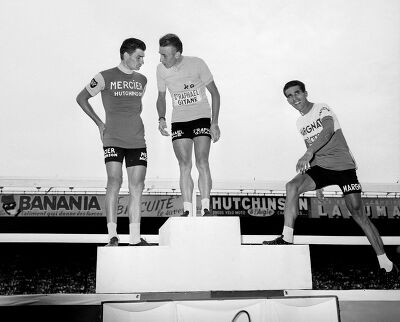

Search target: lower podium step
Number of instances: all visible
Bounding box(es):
[96,217,312,293]
[102,297,340,322]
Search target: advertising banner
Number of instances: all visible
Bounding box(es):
[310,197,400,219]
[0,194,195,217]
[211,195,310,217]
[211,195,400,219]
[0,193,399,219]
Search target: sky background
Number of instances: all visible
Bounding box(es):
[0,0,399,188]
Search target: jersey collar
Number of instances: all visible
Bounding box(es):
[118,63,135,74]
[172,56,185,71]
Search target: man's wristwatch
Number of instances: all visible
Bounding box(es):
[158,116,166,122]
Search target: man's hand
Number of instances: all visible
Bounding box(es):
[158,119,170,136]
[296,151,313,174]
[98,123,106,143]
[316,188,324,202]
[210,123,220,142]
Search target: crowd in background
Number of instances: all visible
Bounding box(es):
[0,244,399,295]
[1,264,399,295]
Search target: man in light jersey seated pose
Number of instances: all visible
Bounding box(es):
[76,38,149,246]
[156,34,221,217]
[263,80,398,277]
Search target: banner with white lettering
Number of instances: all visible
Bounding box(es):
[0,194,194,217]
[0,193,399,219]
[211,195,400,219]
[310,197,400,219]
[211,195,310,217]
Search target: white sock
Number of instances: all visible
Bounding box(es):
[377,254,393,272]
[183,202,193,216]
[201,198,210,213]
[107,222,118,240]
[129,223,141,244]
[282,226,294,243]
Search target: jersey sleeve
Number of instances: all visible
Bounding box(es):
[318,104,334,120]
[156,64,166,92]
[198,58,213,85]
[85,73,105,97]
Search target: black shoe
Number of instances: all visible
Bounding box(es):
[380,263,399,277]
[377,263,399,287]
[391,263,399,275]
[262,235,293,245]
[203,209,213,216]
[129,238,150,246]
[181,210,190,217]
[105,236,119,247]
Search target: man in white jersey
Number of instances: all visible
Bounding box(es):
[76,38,149,247]
[156,34,220,216]
[263,80,398,276]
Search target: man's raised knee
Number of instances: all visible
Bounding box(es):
[285,180,300,196]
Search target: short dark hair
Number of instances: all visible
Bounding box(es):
[159,34,183,54]
[120,38,146,60]
[283,80,306,97]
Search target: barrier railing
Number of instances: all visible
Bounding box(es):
[0,233,399,245]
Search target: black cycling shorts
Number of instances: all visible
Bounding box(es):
[306,165,362,195]
[171,118,211,141]
[103,147,147,168]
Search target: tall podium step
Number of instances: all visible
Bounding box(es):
[96,217,312,293]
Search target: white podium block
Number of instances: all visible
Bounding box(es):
[96,217,312,293]
[159,217,241,248]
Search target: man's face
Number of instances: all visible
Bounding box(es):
[284,85,309,112]
[124,49,145,70]
[159,46,179,69]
